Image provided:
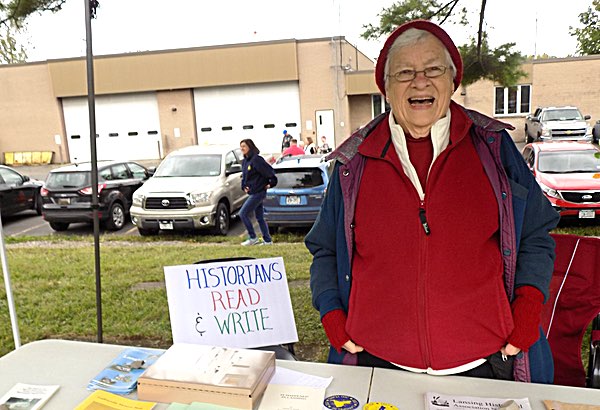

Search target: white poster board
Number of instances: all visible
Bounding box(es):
[164,257,298,348]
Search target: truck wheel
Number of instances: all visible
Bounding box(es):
[211,202,230,235]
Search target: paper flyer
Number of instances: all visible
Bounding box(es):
[426,392,532,410]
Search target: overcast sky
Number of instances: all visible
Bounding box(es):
[17,0,593,63]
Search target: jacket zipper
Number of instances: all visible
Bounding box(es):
[418,199,432,368]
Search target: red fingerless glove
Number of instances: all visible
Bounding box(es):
[321,309,350,353]
[508,286,545,352]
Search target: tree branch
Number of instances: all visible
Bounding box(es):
[477,0,487,61]
[429,0,461,25]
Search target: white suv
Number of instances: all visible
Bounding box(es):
[130,145,247,235]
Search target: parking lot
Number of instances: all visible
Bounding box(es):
[2,160,253,238]
[0,139,528,238]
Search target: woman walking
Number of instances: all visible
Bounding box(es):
[239,139,277,246]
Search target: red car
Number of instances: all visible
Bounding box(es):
[522,141,600,221]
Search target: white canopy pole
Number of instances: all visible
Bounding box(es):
[0,215,21,349]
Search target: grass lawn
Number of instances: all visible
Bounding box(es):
[0,224,597,369]
[0,233,329,362]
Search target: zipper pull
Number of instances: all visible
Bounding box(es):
[419,208,431,235]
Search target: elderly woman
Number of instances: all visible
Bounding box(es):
[305,20,559,382]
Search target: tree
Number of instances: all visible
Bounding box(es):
[570,0,600,55]
[361,0,526,87]
[0,0,66,64]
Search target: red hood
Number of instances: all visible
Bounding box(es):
[538,172,600,190]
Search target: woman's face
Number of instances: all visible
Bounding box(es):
[385,34,454,138]
[240,142,249,155]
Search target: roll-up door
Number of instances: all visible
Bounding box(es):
[194,82,301,155]
[62,93,162,163]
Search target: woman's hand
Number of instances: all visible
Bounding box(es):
[342,340,364,354]
[244,187,250,193]
[501,343,521,357]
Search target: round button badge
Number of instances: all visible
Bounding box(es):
[363,402,399,410]
[323,394,360,409]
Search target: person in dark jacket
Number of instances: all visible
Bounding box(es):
[240,139,277,246]
[305,20,559,383]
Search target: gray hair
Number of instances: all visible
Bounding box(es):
[383,28,456,90]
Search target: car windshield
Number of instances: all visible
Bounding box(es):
[541,109,583,121]
[45,171,91,188]
[538,150,600,173]
[276,168,324,188]
[154,154,222,177]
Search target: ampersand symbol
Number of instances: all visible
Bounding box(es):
[195,313,206,336]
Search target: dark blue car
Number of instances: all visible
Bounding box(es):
[263,155,332,232]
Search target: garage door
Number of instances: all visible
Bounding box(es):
[62,93,162,163]
[194,82,301,155]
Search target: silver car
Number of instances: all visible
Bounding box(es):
[130,145,247,235]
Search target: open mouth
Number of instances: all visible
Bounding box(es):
[408,97,435,106]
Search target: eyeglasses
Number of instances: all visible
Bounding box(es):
[387,65,448,82]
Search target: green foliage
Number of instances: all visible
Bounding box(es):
[361,0,467,41]
[0,25,26,62]
[570,0,600,55]
[361,0,526,88]
[459,34,526,87]
[0,0,67,63]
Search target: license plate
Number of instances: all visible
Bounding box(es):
[285,195,301,205]
[159,220,174,230]
[579,209,595,219]
[57,198,70,205]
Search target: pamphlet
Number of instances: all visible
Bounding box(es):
[74,389,156,410]
[259,384,327,410]
[0,383,59,410]
[426,392,532,410]
[87,347,164,395]
[166,402,238,410]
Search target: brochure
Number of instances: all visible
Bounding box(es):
[0,383,59,410]
[87,347,164,395]
[75,389,156,410]
[259,384,326,410]
[426,392,532,410]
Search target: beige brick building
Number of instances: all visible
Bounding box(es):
[0,38,598,164]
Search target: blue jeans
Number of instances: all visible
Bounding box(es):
[239,191,272,242]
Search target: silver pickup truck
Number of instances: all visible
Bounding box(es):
[525,106,593,143]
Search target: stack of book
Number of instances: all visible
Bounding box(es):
[138,343,275,409]
[87,347,164,395]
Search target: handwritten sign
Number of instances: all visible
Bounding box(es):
[164,257,298,348]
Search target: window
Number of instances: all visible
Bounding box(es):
[128,163,147,179]
[494,85,531,116]
[112,164,130,180]
[0,168,23,185]
[224,151,238,171]
[371,94,390,118]
[275,168,325,189]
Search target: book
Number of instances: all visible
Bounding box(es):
[87,347,164,395]
[75,389,156,410]
[426,392,532,410]
[0,383,59,410]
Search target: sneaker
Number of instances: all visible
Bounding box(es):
[260,241,273,246]
[241,237,260,246]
